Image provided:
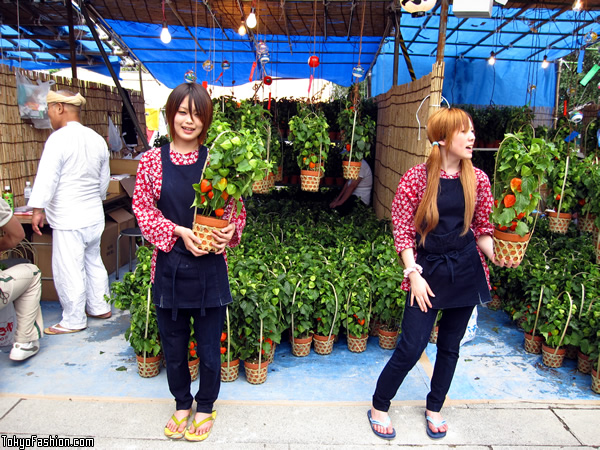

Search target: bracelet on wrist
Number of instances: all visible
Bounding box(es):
[403,264,423,279]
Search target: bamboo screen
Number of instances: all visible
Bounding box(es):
[372,62,445,220]
[0,64,146,208]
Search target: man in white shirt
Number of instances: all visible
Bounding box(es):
[29,90,112,335]
[0,198,43,360]
[329,159,373,216]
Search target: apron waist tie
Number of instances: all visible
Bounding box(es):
[426,250,460,283]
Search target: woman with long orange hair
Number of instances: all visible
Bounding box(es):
[367,107,512,441]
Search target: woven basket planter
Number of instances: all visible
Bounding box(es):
[429,326,439,344]
[342,160,361,180]
[488,295,502,310]
[188,358,199,381]
[192,215,229,253]
[252,174,271,194]
[592,369,600,394]
[292,335,313,357]
[493,229,531,266]
[313,334,335,355]
[244,359,269,385]
[136,354,162,378]
[577,214,597,233]
[523,333,543,354]
[378,329,399,350]
[347,333,368,353]
[300,170,320,192]
[221,359,240,382]
[266,343,276,364]
[541,344,566,368]
[577,351,593,375]
[547,211,572,234]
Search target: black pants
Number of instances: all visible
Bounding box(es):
[372,304,474,412]
[334,195,361,217]
[156,305,226,413]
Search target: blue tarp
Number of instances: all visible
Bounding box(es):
[105,20,383,89]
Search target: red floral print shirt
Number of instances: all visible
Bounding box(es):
[391,163,494,291]
[132,147,246,282]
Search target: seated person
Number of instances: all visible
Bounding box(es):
[0,198,43,361]
[329,159,373,216]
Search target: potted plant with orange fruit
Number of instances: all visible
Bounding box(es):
[191,114,270,252]
[544,142,577,234]
[491,131,558,265]
[288,105,331,192]
[337,99,376,180]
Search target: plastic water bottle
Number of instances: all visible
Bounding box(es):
[3,185,14,210]
[24,181,32,202]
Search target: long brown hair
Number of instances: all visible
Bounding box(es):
[165,83,213,145]
[413,107,476,246]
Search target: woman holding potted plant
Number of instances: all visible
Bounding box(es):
[368,107,515,441]
[132,82,246,442]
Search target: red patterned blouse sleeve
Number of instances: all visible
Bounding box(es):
[391,164,426,255]
[224,197,246,248]
[471,168,495,240]
[132,149,178,253]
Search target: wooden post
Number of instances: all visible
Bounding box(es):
[436,0,449,64]
[67,3,78,79]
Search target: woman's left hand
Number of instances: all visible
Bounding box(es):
[212,223,236,254]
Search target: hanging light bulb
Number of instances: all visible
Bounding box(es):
[541,55,550,69]
[246,9,257,29]
[238,20,247,36]
[572,0,583,11]
[160,22,172,44]
[488,52,496,66]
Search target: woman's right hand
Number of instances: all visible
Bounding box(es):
[174,226,209,257]
[409,273,435,313]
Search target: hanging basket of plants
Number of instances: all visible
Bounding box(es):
[337,99,375,180]
[539,291,574,369]
[491,133,557,265]
[545,147,576,234]
[344,277,372,353]
[312,279,340,355]
[289,106,330,193]
[192,126,270,252]
[252,123,278,194]
[290,278,315,356]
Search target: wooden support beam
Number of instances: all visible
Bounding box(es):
[67,1,78,79]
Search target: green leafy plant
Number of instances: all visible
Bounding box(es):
[192,116,271,218]
[107,246,162,358]
[288,105,331,173]
[544,142,577,214]
[337,100,376,161]
[491,132,558,236]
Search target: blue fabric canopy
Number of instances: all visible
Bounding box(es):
[105,20,383,89]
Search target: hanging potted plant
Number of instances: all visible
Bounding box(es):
[289,274,317,357]
[490,132,558,265]
[288,105,331,192]
[107,246,162,378]
[191,118,270,252]
[219,307,242,382]
[544,143,577,234]
[538,291,576,368]
[337,100,376,180]
[371,244,406,350]
[312,277,343,356]
[342,273,372,353]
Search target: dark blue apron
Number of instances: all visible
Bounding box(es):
[152,144,233,319]
[411,178,491,310]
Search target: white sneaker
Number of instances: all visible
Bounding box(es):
[9,340,40,361]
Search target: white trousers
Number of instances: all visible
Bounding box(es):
[52,223,110,329]
[0,263,43,343]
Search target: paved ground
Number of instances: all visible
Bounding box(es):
[1,265,599,449]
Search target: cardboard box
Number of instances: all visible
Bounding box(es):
[108,178,124,194]
[30,207,135,301]
[105,208,136,272]
[110,159,139,175]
